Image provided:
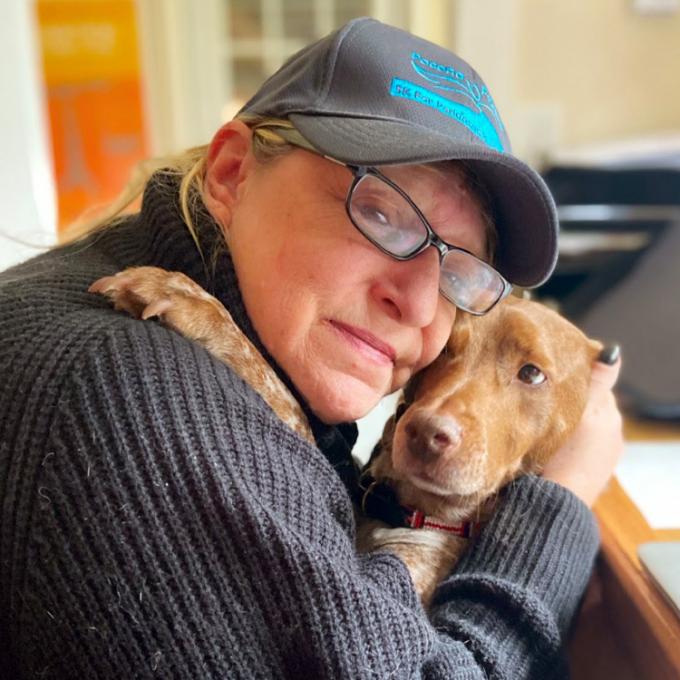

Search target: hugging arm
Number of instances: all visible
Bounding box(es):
[4,315,597,679]
[430,476,598,675]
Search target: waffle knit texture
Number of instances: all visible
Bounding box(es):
[0,173,599,679]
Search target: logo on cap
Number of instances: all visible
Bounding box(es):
[389,52,505,153]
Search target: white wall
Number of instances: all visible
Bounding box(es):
[0,1,57,271]
[450,0,680,166]
[354,391,401,465]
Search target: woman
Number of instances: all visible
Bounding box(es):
[0,18,622,679]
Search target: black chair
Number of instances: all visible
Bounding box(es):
[539,166,680,421]
[539,167,680,319]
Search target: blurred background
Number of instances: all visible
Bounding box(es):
[2,0,680,422]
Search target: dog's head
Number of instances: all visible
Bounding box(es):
[371,296,602,514]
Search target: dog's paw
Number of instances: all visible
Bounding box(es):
[89,266,224,339]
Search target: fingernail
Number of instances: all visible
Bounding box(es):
[598,344,621,365]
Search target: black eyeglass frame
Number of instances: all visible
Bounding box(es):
[342,164,512,316]
[268,125,512,315]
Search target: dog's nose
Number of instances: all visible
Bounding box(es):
[404,413,462,459]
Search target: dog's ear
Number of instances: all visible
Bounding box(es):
[402,373,422,405]
[365,402,402,469]
[365,430,389,468]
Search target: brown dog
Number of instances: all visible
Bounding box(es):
[90,267,604,607]
[356,295,603,604]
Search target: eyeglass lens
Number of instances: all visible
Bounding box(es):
[348,174,427,257]
[347,173,505,314]
[439,249,504,312]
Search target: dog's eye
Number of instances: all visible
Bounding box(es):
[517,364,546,385]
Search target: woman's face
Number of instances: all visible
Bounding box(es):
[207,126,489,423]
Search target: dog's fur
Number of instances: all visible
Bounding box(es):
[89,268,313,443]
[91,266,600,607]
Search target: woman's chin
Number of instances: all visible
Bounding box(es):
[302,371,390,424]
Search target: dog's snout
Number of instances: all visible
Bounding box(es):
[404,413,462,459]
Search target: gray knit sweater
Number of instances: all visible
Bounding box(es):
[0,174,599,679]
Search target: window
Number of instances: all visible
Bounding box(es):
[222,0,413,118]
[136,0,450,153]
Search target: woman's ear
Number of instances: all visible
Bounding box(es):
[203,120,255,230]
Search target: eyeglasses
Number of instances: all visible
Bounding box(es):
[342,165,511,315]
[269,125,512,315]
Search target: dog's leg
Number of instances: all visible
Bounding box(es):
[357,519,467,607]
[90,266,313,443]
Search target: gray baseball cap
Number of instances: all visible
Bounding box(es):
[239,17,558,288]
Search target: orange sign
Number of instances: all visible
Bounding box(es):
[36,0,148,228]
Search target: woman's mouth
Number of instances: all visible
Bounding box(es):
[328,320,396,366]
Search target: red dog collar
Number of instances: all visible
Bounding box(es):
[359,474,480,538]
[404,509,479,538]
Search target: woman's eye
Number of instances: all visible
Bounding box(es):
[359,205,389,225]
[517,364,546,385]
[356,200,399,226]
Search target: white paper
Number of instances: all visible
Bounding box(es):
[615,441,680,529]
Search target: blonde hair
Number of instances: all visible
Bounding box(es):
[59,113,497,263]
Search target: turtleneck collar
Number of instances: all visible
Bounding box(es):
[117,171,361,494]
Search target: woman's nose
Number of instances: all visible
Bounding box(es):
[373,247,442,326]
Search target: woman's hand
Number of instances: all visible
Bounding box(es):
[542,352,624,507]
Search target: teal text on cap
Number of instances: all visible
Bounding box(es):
[388,51,506,153]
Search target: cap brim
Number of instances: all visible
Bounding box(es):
[289,113,558,288]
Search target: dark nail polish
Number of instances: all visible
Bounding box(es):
[598,344,621,365]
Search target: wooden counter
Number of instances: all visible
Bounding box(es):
[569,419,680,680]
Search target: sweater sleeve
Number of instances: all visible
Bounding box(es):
[3,313,597,680]
[430,476,599,678]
